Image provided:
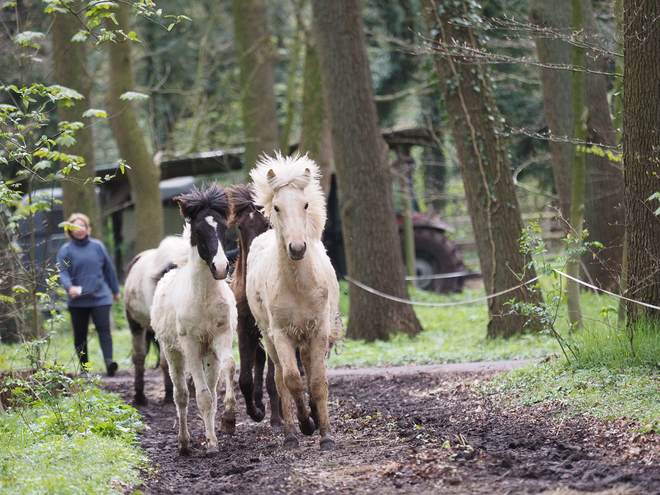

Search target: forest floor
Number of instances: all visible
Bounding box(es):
[102,362,660,495]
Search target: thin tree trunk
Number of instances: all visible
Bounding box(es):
[52,9,100,233]
[529,0,574,221]
[107,3,163,254]
[311,0,422,342]
[622,0,660,325]
[232,0,280,170]
[581,0,624,292]
[299,33,333,196]
[421,0,542,338]
[566,0,587,329]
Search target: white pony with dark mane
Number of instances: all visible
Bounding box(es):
[246,153,340,450]
[151,184,237,456]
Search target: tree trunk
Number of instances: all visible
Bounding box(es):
[52,9,100,233]
[311,0,422,342]
[581,0,624,291]
[529,0,574,221]
[421,0,542,338]
[566,0,587,329]
[107,3,163,254]
[299,34,333,196]
[232,0,280,170]
[623,0,660,324]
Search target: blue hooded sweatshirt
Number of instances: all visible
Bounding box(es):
[56,236,120,308]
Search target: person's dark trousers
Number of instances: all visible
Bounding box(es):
[69,305,113,371]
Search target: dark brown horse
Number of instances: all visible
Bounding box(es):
[228,184,281,429]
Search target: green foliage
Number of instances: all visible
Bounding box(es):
[0,365,148,495]
[329,281,560,368]
[486,361,660,433]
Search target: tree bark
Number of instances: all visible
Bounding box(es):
[311,0,422,341]
[623,0,660,324]
[107,3,163,254]
[582,0,624,291]
[52,9,100,233]
[421,0,542,338]
[299,33,333,196]
[232,0,280,170]
[529,0,574,221]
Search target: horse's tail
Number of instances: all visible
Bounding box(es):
[152,234,188,277]
[329,308,343,346]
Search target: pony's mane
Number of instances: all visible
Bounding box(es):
[227,184,257,227]
[152,234,188,271]
[174,183,230,222]
[250,153,326,240]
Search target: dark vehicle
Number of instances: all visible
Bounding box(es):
[323,175,465,293]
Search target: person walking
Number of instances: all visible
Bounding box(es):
[56,213,121,376]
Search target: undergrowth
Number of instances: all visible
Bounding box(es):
[0,364,149,494]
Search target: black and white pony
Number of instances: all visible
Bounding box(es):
[151,184,237,456]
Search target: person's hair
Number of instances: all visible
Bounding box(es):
[65,213,92,240]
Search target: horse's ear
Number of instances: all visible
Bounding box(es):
[299,168,312,188]
[267,169,276,186]
[174,196,192,222]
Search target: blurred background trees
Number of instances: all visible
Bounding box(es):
[1,0,643,342]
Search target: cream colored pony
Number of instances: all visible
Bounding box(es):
[246,153,340,450]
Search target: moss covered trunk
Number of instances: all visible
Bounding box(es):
[107,3,163,254]
[421,0,542,338]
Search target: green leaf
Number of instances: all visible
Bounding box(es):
[120,91,149,101]
[71,31,89,43]
[82,108,107,118]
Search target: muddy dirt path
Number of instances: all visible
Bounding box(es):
[102,363,660,494]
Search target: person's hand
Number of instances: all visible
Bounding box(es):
[68,286,82,298]
[113,292,121,303]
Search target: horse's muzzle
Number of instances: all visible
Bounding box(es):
[288,241,307,261]
[210,261,230,280]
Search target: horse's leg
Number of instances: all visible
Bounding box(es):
[253,339,267,416]
[216,329,237,435]
[127,310,147,406]
[163,346,191,456]
[263,335,297,448]
[183,338,218,453]
[299,345,319,430]
[159,344,174,403]
[306,332,335,451]
[237,322,265,422]
[265,352,282,430]
[272,331,315,438]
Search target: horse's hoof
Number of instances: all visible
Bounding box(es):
[320,438,336,451]
[248,408,265,423]
[179,445,191,456]
[271,420,283,433]
[222,417,236,435]
[134,393,148,407]
[206,443,219,454]
[299,417,315,436]
[283,435,299,449]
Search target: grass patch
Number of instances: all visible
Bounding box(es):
[0,370,149,494]
[486,361,660,433]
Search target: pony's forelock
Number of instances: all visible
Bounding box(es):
[250,153,326,240]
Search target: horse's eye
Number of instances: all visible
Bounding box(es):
[304,202,309,210]
[237,225,242,230]
[273,206,280,213]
